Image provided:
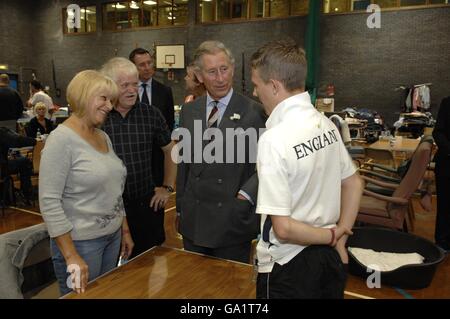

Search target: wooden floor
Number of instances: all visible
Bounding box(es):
[1,193,448,299]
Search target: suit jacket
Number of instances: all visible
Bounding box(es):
[176,91,266,248]
[148,79,174,186]
[433,96,450,176]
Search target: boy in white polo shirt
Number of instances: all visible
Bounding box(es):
[250,40,363,299]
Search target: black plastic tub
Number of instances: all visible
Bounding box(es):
[347,227,446,289]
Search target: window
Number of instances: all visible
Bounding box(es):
[352,0,371,11]
[324,0,349,13]
[324,0,449,13]
[63,5,96,34]
[102,1,188,30]
[197,0,308,23]
[400,0,426,5]
[373,0,398,8]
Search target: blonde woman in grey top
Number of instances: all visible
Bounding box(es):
[39,70,134,296]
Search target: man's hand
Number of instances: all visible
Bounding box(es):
[150,187,171,211]
[236,193,248,201]
[331,225,353,247]
[335,236,349,264]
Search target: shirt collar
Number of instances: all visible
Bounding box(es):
[266,91,313,129]
[139,78,152,87]
[206,88,233,108]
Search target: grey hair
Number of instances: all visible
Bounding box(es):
[193,40,235,70]
[100,57,138,82]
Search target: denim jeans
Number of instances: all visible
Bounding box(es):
[50,228,121,296]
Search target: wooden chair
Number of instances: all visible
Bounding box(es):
[357,139,433,232]
[363,147,396,169]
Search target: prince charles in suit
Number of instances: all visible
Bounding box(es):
[176,41,266,263]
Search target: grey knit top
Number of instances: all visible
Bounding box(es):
[39,125,127,240]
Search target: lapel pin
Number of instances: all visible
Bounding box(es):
[230,113,241,121]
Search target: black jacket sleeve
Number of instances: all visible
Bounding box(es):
[433,97,450,157]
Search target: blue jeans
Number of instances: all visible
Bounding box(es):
[50,229,121,296]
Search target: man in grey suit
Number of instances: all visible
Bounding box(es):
[176,41,266,263]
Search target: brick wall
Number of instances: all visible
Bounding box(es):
[2,1,449,126]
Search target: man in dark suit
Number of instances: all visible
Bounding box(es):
[129,48,175,187]
[433,96,450,251]
[175,40,266,263]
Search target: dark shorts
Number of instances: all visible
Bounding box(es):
[257,245,347,299]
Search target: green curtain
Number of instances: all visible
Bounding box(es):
[305,0,321,105]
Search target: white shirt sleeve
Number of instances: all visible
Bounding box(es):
[338,136,356,180]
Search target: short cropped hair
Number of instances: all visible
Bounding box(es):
[100,57,139,83]
[66,70,118,117]
[30,80,44,91]
[129,48,152,63]
[250,39,307,92]
[193,40,235,70]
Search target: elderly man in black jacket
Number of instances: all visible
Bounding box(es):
[0,127,36,206]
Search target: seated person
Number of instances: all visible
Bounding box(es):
[26,102,54,138]
[0,127,36,206]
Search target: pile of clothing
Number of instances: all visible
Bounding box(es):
[394,111,435,138]
[341,107,386,143]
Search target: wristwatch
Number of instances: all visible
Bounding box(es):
[162,185,174,193]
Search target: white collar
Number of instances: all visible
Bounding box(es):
[206,88,234,107]
[266,91,313,129]
[139,78,152,87]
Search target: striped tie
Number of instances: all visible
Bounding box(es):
[207,101,219,128]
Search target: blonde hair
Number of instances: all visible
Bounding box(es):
[33,102,47,114]
[66,70,118,117]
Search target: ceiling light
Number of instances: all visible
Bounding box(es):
[144,0,157,5]
[115,2,126,9]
